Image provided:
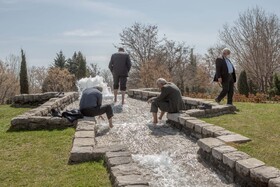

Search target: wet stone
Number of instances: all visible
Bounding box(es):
[197,138,225,153]
[236,158,265,177]
[223,151,251,169]
[107,156,132,167]
[251,166,280,183]
[111,163,142,176]
[212,145,237,160]
[106,151,131,158]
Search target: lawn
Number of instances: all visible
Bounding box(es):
[201,102,280,169]
[0,105,111,187]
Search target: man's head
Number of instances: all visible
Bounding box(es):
[118,47,125,52]
[156,78,167,89]
[222,48,231,58]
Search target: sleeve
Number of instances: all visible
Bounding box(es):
[215,58,222,79]
[126,55,132,72]
[109,55,113,72]
[154,87,170,102]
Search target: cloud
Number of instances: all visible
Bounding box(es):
[63,29,102,37]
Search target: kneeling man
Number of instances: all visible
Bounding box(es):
[80,86,114,128]
[148,78,184,124]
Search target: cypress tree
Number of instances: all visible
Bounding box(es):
[19,49,29,94]
[238,70,249,97]
[76,51,87,79]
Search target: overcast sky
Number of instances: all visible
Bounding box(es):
[0,0,279,69]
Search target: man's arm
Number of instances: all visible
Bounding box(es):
[126,55,132,72]
[154,87,170,102]
[108,55,113,72]
[215,58,222,82]
[97,93,102,107]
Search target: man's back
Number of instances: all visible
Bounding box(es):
[109,52,131,77]
[79,87,102,110]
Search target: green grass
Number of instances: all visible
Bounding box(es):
[0,105,111,187]
[201,102,280,169]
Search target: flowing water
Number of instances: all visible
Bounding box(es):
[71,77,237,187]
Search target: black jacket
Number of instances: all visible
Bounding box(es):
[109,52,131,77]
[214,57,236,83]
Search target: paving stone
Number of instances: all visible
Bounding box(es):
[178,116,195,125]
[69,146,93,163]
[167,113,181,122]
[251,166,280,183]
[223,151,251,169]
[217,134,251,144]
[212,145,237,160]
[197,138,225,153]
[236,158,265,177]
[269,177,280,187]
[126,185,149,187]
[115,175,149,186]
[106,151,131,158]
[213,130,235,137]
[194,123,213,134]
[74,131,95,138]
[185,119,206,130]
[108,156,132,167]
[93,144,127,158]
[76,123,95,131]
[202,125,225,137]
[73,138,95,147]
[111,163,142,176]
[185,109,206,117]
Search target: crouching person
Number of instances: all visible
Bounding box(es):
[148,78,184,125]
[79,86,114,128]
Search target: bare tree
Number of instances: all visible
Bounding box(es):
[28,66,48,93]
[100,69,113,89]
[119,22,160,71]
[87,63,101,77]
[220,7,280,93]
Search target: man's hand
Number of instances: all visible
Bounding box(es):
[147,97,156,104]
[218,78,222,83]
[98,115,105,120]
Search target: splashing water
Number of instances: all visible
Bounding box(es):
[77,75,113,100]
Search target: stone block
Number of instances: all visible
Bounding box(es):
[74,131,95,138]
[73,138,95,147]
[127,90,134,97]
[194,123,213,134]
[114,175,149,186]
[202,125,225,137]
[11,116,29,126]
[185,109,206,117]
[269,177,280,187]
[167,113,181,122]
[185,119,206,130]
[178,116,195,126]
[111,163,142,177]
[107,156,132,167]
[76,122,95,131]
[197,138,225,153]
[92,144,127,158]
[106,151,131,159]
[213,130,235,137]
[236,158,265,177]
[69,146,93,163]
[217,134,251,144]
[223,151,251,169]
[251,166,280,183]
[212,145,237,160]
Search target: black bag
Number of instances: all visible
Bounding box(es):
[62,109,84,122]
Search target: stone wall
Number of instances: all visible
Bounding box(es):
[10,92,79,131]
[12,92,59,106]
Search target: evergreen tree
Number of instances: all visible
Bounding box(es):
[19,49,29,94]
[270,74,280,96]
[53,50,66,69]
[238,70,249,97]
[66,52,79,76]
[76,51,87,79]
[248,79,257,95]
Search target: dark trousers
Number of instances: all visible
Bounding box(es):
[150,100,169,113]
[113,75,127,91]
[216,74,234,104]
[81,104,113,119]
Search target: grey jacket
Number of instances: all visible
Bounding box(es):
[155,83,184,113]
[79,87,102,110]
[109,52,131,77]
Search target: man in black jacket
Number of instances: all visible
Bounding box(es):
[148,78,184,124]
[109,47,132,105]
[214,48,236,105]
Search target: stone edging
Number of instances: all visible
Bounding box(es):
[69,120,149,187]
[9,92,79,131]
[12,92,59,106]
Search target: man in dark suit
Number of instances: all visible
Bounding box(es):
[214,48,236,105]
[109,47,132,105]
[148,78,184,124]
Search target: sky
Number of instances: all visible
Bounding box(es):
[0,0,280,70]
